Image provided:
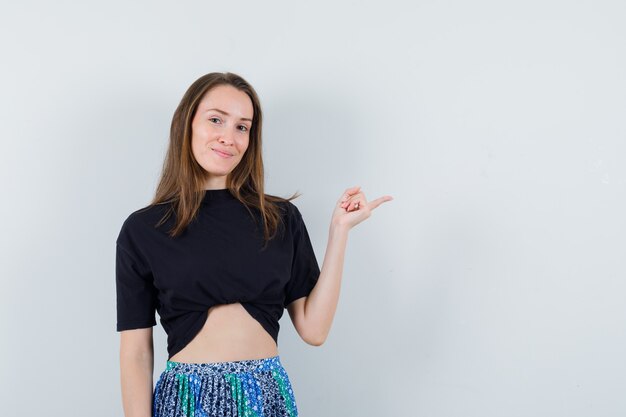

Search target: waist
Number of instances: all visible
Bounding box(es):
[168,303,279,363]
[164,354,284,375]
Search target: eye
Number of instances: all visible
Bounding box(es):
[209,117,248,132]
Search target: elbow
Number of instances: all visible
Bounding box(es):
[306,337,325,347]
[304,331,327,347]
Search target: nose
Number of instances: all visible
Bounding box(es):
[218,126,236,145]
[218,133,233,145]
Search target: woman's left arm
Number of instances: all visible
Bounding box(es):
[290,186,393,345]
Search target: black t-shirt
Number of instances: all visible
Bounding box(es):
[115,188,320,360]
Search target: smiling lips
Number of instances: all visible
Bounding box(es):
[212,148,233,158]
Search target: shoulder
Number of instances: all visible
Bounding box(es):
[260,195,305,238]
[273,198,303,223]
[261,193,302,220]
[116,202,172,247]
[279,199,297,215]
[279,200,307,235]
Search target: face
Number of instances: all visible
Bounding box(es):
[190,84,254,190]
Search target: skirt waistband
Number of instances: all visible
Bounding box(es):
[164,355,283,375]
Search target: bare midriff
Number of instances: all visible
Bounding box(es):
[168,302,279,364]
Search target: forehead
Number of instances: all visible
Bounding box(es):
[199,84,253,119]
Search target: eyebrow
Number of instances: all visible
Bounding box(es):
[206,108,253,123]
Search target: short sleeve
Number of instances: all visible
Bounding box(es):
[115,219,158,331]
[283,205,320,308]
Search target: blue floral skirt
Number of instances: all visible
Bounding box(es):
[152,355,299,417]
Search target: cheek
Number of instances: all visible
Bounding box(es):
[238,136,250,151]
[190,135,203,154]
[191,126,213,148]
[190,133,211,161]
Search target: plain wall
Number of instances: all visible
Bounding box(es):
[1,0,624,416]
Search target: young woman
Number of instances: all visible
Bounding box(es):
[115,72,393,417]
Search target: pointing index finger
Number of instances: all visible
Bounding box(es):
[369,195,393,210]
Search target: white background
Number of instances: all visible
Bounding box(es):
[1,1,624,416]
